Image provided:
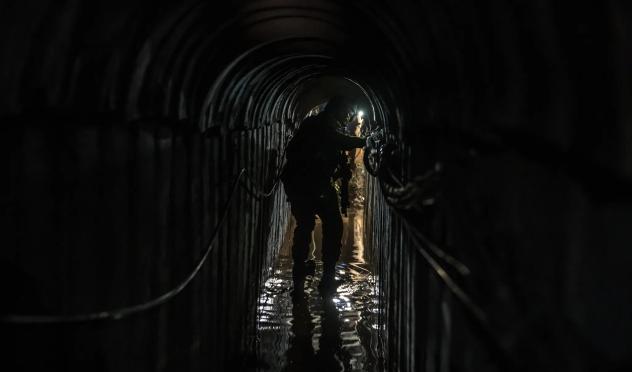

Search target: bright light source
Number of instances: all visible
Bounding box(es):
[357,111,364,124]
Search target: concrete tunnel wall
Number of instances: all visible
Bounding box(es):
[2,0,632,371]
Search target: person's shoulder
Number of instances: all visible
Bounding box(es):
[298,115,326,134]
[302,115,320,127]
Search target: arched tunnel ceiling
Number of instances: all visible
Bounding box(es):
[1,0,631,180]
[3,1,632,370]
[0,0,406,132]
[293,76,372,119]
[0,0,433,128]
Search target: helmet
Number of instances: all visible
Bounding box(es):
[325,96,355,122]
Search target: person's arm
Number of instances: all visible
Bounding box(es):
[330,130,365,150]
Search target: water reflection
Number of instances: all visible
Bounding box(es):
[285,290,345,371]
[256,208,385,371]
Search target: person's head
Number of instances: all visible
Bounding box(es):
[324,96,355,124]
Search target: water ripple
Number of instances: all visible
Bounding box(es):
[256,256,385,372]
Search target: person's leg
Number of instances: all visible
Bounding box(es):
[290,198,316,279]
[316,186,343,283]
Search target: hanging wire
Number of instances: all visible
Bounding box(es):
[363,125,521,371]
[2,169,247,325]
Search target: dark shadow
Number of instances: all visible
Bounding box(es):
[315,292,348,372]
[284,291,315,371]
[284,289,346,372]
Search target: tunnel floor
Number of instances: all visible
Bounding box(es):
[255,207,385,372]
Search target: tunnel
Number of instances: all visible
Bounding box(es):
[2,0,632,371]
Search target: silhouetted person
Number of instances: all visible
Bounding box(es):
[281,96,365,291]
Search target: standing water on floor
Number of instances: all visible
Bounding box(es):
[255,206,385,372]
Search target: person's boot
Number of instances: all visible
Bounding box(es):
[292,259,316,280]
[304,259,316,277]
[291,261,307,299]
[292,259,316,298]
[318,261,339,293]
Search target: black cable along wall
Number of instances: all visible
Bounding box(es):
[362,1,632,371]
[0,2,338,370]
[3,0,632,371]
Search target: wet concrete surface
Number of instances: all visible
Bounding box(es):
[255,208,385,371]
